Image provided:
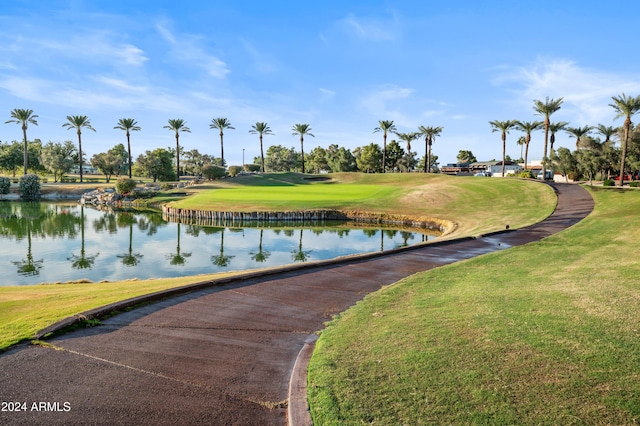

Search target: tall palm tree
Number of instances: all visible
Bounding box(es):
[533,97,564,178]
[548,121,569,153]
[374,120,396,173]
[489,120,517,177]
[418,125,443,173]
[6,109,39,175]
[62,115,95,183]
[394,131,420,172]
[209,117,235,167]
[164,119,190,180]
[292,123,314,173]
[610,93,640,186]
[514,120,542,170]
[114,118,141,178]
[249,122,273,172]
[565,125,593,149]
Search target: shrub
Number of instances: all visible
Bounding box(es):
[160,183,173,191]
[228,165,243,177]
[517,170,535,179]
[115,177,137,194]
[568,171,582,182]
[0,177,10,195]
[245,164,261,173]
[19,174,40,200]
[603,179,615,187]
[629,181,639,188]
[203,164,227,180]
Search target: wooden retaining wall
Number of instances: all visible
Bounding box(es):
[162,206,454,234]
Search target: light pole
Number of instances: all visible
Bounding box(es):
[242,148,245,170]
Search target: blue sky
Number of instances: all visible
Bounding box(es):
[2,0,640,167]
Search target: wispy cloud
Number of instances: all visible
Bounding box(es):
[335,10,401,42]
[494,58,640,125]
[155,21,229,79]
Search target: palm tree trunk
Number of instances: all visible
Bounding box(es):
[175,134,180,180]
[382,133,387,173]
[220,132,224,167]
[260,135,265,172]
[126,133,132,178]
[619,119,631,187]
[78,131,83,183]
[22,126,28,175]
[300,136,305,173]
[542,120,550,179]
[501,133,506,177]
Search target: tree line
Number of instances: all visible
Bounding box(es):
[4,92,640,185]
[489,94,640,186]
[2,112,445,181]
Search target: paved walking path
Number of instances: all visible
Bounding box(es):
[0,183,594,426]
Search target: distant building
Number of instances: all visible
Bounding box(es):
[441,161,522,177]
[71,165,99,174]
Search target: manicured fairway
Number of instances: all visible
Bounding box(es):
[307,186,640,424]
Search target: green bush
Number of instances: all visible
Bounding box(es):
[115,177,137,194]
[228,165,243,177]
[629,181,639,188]
[603,179,615,187]
[203,164,227,180]
[568,171,582,181]
[0,177,10,195]
[517,170,535,179]
[160,183,173,191]
[19,174,40,200]
[245,164,261,173]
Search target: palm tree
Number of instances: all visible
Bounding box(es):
[209,118,235,166]
[292,123,314,173]
[164,119,191,180]
[548,121,569,153]
[249,122,273,172]
[595,124,618,145]
[533,97,564,178]
[394,132,420,172]
[63,115,95,183]
[609,93,640,186]
[489,120,517,177]
[418,125,443,173]
[514,121,542,170]
[114,118,141,178]
[565,125,593,149]
[6,109,38,175]
[373,120,397,173]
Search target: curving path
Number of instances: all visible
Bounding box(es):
[0,183,594,426]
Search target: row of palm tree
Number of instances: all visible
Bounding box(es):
[8,94,640,184]
[374,121,444,173]
[4,111,312,180]
[490,94,640,186]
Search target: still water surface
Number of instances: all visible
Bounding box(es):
[0,202,439,286]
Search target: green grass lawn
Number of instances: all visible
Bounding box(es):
[170,173,556,237]
[0,173,553,350]
[307,186,640,424]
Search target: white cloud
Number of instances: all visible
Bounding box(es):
[495,58,640,125]
[339,12,400,42]
[155,21,229,79]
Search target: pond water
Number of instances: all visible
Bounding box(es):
[0,202,440,286]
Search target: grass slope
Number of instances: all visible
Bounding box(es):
[307,186,640,424]
[0,174,553,350]
[171,173,556,237]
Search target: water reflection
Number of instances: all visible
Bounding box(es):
[166,223,192,266]
[67,206,99,269]
[0,202,440,286]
